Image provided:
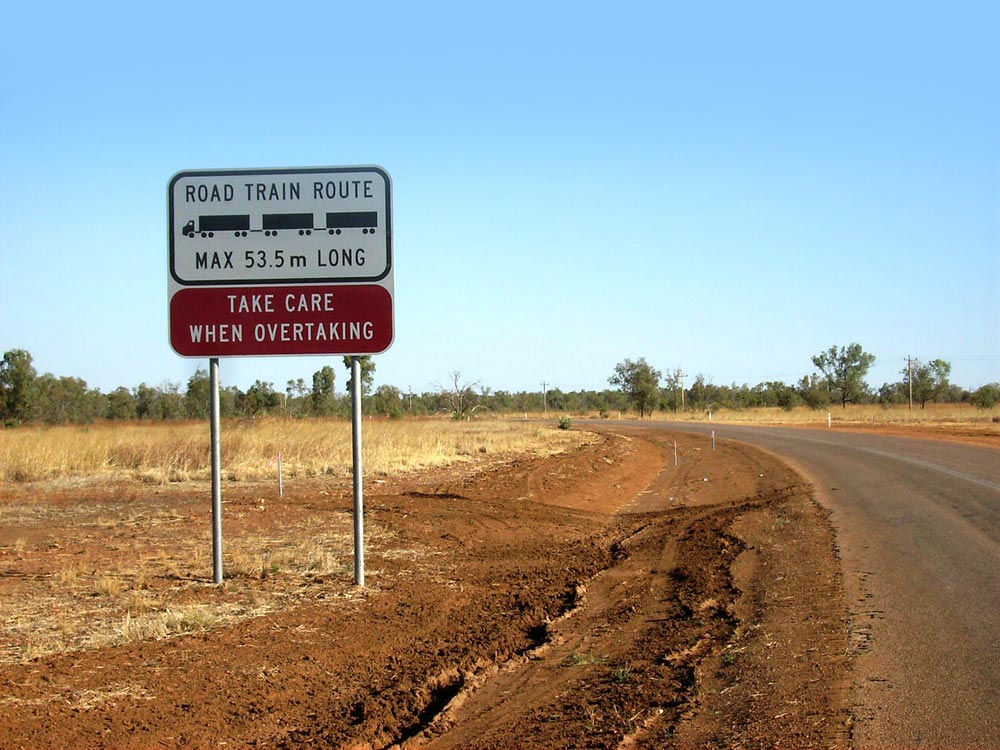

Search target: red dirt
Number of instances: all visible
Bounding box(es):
[0,425,850,749]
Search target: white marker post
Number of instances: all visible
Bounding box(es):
[277,452,283,498]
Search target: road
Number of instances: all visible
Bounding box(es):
[641,422,1000,748]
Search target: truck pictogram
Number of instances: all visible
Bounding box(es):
[183,211,378,238]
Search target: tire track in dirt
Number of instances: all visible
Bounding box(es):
[388,427,851,750]
[404,504,752,749]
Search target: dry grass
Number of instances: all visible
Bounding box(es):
[0,509,445,664]
[655,402,1000,426]
[0,509,372,664]
[0,417,587,485]
[0,418,589,664]
[641,403,1000,441]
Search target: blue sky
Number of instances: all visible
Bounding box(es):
[1,1,997,396]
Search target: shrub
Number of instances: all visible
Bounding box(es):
[971,383,1000,409]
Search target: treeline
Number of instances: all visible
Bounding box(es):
[608,345,1000,418]
[1,347,998,427]
[0,349,632,425]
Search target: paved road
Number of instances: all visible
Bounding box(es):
[640,422,1000,748]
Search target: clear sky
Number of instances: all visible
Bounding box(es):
[1,1,997,397]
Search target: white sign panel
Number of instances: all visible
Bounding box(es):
[169,166,391,286]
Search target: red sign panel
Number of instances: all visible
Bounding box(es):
[170,284,393,357]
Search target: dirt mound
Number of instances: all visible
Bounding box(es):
[0,426,849,749]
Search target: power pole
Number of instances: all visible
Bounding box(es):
[541,381,548,417]
[907,356,913,412]
[678,370,686,410]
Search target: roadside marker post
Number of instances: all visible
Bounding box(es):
[168,166,393,585]
[267,452,284,497]
[278,453,283,498]
[712,430,716,452]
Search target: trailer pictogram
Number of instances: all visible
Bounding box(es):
[181,211,379,239]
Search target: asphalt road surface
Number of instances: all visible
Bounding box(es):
[642,421,1000,748]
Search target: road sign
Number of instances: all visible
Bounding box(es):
[169,284,393,357]
[168,166,393,357]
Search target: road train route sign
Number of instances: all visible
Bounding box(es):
[168,166,393,357]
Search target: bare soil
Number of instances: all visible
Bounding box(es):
[0,425,851,749]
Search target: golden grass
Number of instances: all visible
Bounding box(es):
[0,511,364,664]
[0,510,444,664]
[646,402,1000,428]
[0,417,588,484]
[0,418,591,663]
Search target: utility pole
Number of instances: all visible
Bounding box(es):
[541,381,548,417]
[907,356,914,412]
[678,370,686,410]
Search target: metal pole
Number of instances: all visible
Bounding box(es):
[908,356,914,412]
[351,356,365,587]
[209,357,223,584]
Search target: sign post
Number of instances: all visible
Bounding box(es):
[169,166,393,585]
[209,357,223,584]
[351,357,365,587]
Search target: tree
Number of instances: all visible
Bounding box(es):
[134,383,158,420]
[609,358,661,417]
[373,384,404,418]
[106,386,137,420]
[185,369,211,418]
[311,366,337,416]
[342,356,375,397]
[285,378,309,417]
[762,380,800,410]
[0,349,37,424]
[798,373,831,409]
[811,344,876,408]
[155,381,186,420]
[241,380,280,416]
[437,371,480,419]
[660,369,683,412]
[971,383,1000,409]
[33,374,101,423]
[877,381,906,406]
[904,358,952,409]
